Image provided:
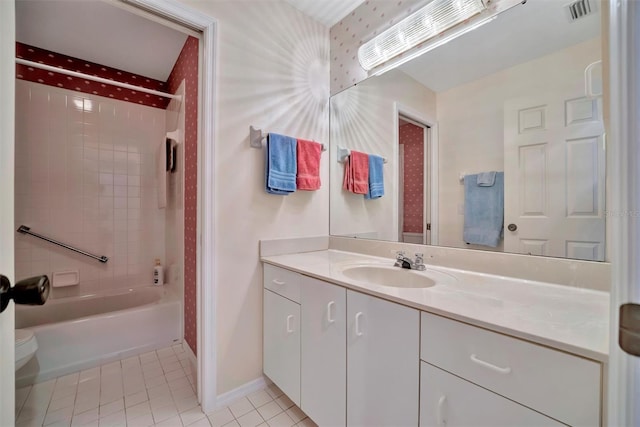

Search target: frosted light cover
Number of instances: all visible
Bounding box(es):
[358,0,486,71]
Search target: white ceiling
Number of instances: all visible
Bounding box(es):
[400,0,601,92]
[283,0,366,27]
[15,0,189,82]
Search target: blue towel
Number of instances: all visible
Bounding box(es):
[265,133,297,195]
[365,155,384,199]
[477,171,496,186]
[463,172,504,247]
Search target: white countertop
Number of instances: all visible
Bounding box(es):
[262,249,610,362]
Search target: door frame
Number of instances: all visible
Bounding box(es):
[607,0,639,425]
[394,103,439,246]
[118,0,218,413]
[0,0,16,424]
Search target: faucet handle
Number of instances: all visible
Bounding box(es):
[414,253,424,263]
[394,251,405,267]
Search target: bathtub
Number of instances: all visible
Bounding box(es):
[15,286,182,387]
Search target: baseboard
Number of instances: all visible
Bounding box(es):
[215,376,269,409]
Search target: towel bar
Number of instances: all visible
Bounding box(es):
[17,225,108,263]
[249,125,326,151]
[336,145,387,164]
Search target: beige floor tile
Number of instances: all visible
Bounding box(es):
[229,397,254,418]
[207,407,235,427]
[256,401,282,421]
[237,410,265,427]
[266,412,294,427]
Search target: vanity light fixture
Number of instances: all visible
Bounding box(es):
[371,15,497,77]
[358,0,488,72]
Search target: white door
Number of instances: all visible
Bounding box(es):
[263,289,300,406]
[0,0,16,425]
[504,92,605,260]
[300,277,346,427]
[347,290,419,426]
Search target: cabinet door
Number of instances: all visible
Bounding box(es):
[420,362,563,427]
[347,290,419,427]
[301,277,346,427]
[264,289,301,405]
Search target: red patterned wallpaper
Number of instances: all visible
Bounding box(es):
[16,43,170,109]
[400,123,424,233]
[167,36,199,354]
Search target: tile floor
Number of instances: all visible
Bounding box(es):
[15,344,317,427]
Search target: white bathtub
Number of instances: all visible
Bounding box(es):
[15,286,182,387]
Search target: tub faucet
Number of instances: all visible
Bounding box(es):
[394,251,426,271]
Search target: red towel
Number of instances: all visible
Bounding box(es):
[343,150,369,194]
[296,139,322,190]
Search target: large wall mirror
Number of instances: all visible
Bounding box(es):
[329,0,606,261]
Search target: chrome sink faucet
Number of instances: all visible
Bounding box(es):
[394,251,426,271]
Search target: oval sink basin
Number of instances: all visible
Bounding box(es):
[340,265,454,288]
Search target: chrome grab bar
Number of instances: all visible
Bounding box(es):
[17,225,109,263]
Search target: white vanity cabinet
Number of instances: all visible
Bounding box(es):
[264,264,420,427]
[263,264,301,406]
[263,261,603,427]
[300,276,346,427]
[347,290,420,426]
[420,312,602,427]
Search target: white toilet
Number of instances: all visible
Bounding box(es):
[15,329,38,371]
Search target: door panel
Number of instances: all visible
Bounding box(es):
[347,290,419,426]
[300,277,346,427]
[263,289,300,406]
[504,92,605,261]
[0,1,16,425]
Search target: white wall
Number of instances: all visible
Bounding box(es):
[437,37,602,250]
[330,69,436,241]
[14,80,167,298]
[175,0,330,395]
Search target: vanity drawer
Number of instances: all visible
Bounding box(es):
[264,264,301,303]
[420,362,562,427]
[420,312,601,426]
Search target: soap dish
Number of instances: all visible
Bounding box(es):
[52,270,80,287]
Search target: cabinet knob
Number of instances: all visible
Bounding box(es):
[507,223,518,232]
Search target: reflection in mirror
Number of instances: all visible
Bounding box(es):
[329,0,605,261]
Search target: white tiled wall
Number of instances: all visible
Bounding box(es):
[15,80,167,297]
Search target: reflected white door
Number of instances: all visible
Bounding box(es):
[0,0,16,424]
[504,91,605,260]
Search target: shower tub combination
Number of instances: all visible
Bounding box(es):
[15,286,181,387]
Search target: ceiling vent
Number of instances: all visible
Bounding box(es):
[565,0,596,22]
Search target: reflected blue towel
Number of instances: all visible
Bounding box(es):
[265,133,297,195]
[463,172,504,247]
[477,171,496,186]
[365,155,384,199]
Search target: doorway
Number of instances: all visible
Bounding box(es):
[398,116,431,245]
[394,104,437,246]
[5,0,218,420]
